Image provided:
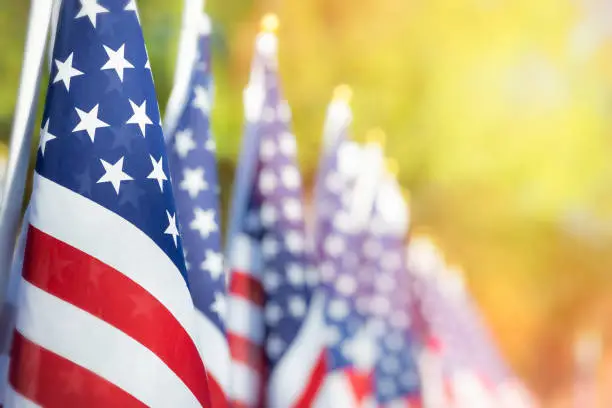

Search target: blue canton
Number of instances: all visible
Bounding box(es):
[37,0,187,278]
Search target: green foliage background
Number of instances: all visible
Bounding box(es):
[2,0,612,400]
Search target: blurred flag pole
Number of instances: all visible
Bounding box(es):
[164,0,205,137]
[0,0,53,305]
[573,331,601,408]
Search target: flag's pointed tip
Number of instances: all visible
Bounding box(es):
[333,84,352,103]
[261,13,279,33]
[365,127,386,147]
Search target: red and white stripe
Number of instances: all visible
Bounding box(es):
[267,291,327,408]
[226,234,265,408]
[8,173,209,407]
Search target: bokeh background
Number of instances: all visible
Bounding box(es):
[2,0,612,405]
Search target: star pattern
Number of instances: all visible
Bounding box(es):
[75,0,108,28]
[166,26,226,333]
[126,99,153,137]
[146,155,167,192]
[97,157,133,194]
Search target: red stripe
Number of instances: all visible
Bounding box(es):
[206,372,228,408]
[21,226,209,406]
[294,350,327,408]
[9,331,145,408]
[228,270,265,307]
[227,333,266,373]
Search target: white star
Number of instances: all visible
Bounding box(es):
[263,269,282,293]
[260,139,276,161]
[265,302,283,325]
[124,0,140,21]
[326,326,342,346]
[286,263,304,287]
[97,157,133,194]
[147,155,167,192]
[163,210,180,247]
[288,296,306,318]
[285,230,304,254]
[277,101,292,123]
[370,296,391,316]
[192,86,210,115]
[267,335,286,359]
[381,253,402,271]
[75,0,108,28]
[375,274,395,293]
[320,262,336,283]
[180,167,208,199]
[281,166,300,189]
[259,169,277,195]
[327,298,350,321]
[190,208,218,239]
[342,329,378,371]
[324,235,345,258]
[145,59,151,70]
[262,107,276,123]
[126,99,153,137]
[210,292,226,321]
[73,104,109,142]
[174,128,195,158]
[336,274,357,296]
[279,132,297,156]
[101,44,134,82]
[53,53,83,91]
[262,235,280,259]
[205,138,216,152]
[38,119,57,157]
[201,250,223,280]
[260,203,278,227]
[283,198,302,221]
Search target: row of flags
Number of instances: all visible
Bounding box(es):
[0,1,538,407]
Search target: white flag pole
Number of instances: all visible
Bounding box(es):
[163,0,204,138]
[0,0,54,306]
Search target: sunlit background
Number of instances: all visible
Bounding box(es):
[2,0,612,405]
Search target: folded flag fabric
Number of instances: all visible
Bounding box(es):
[7,1,210,406]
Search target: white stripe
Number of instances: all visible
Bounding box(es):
[194,310,229,395]
[4,383,41,408]
[28,173,197,343]
[226,296,264,344]
[228,361,261,406]
[313,372,358,408]
[268,291,327,407]
[16,280,200,407]
[229,235,262,279]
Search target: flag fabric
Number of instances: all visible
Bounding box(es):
[226,22,326,407]
[7,1,209,406]
[366,173,422,408]
[315,140,385,407]
[165,11,229,407]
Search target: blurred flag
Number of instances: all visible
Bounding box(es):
[366,163,422,408]
[315,135,387,407]
[7,1,209,406]
[226,14,326,407]
[165,10,229,407]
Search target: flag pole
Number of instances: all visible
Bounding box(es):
[0,0,53,306]
[164,0,204,137]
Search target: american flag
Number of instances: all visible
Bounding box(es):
[406,236,535,407]
[7,1,209,406]
[315,129,386,405]
[366,173,422,408]
[165,11,229,407]
[226,18,326,407]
